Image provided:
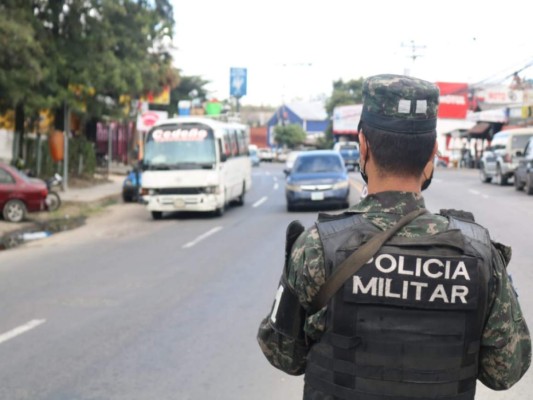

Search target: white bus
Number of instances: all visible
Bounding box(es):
[140,117,252,219]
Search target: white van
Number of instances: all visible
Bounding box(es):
[480,127,533,185]
[141,117,252,219]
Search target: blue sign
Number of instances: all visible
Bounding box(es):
[230,67,247,97]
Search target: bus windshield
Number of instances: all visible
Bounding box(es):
[143,123,216,170]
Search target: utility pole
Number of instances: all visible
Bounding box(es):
[401,41,426,76]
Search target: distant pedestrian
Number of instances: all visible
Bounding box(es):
[258,74,531,399]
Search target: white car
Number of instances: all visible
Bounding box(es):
[258,148,274,162]
[284,151,301,173]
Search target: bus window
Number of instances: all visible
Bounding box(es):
[223,130,233,158]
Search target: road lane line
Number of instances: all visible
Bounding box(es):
[274,183,279,190]
[183,227,223,249]
[0,319,46,345]
[253,196,268,208]
[350,179,364,193]
[469,189,480,195]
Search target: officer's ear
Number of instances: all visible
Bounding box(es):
[358,132,368,160]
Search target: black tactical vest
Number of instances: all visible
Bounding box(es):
[304,212,493,400]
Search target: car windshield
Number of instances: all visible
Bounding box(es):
[512,134,533,150]
[340,144,358,150]
[293,155,344,173]
[144,123,216,170]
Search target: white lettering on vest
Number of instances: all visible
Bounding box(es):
[398,256,413,276]
[423,259,444,279]
[375,254,396,273]
[353,276,378,295]
[451,285,469,304]
[429,284,450,303]
[452,262,471,281]
[410,281,428,301]
[385,278,401,298]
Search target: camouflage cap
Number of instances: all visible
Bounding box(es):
[361,74,440,134]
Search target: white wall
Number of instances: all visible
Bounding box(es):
[0,129,14,163]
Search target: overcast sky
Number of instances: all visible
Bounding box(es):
[172,0,532,106]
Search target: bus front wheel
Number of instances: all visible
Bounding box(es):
[151,211,163,220]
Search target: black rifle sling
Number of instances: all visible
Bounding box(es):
[309,208,428,314]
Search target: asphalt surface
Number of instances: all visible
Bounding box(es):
[0,163,532,399]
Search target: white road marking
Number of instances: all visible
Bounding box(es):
[468,189,489,199]
[266,171,271,176]
[183,226,223,249]
[253,196,268,208]
[274,183,279,190]
[0,319,46,345]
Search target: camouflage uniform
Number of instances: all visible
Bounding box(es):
[258,74,531,393]
[258,192,531,389]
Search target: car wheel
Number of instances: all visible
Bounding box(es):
[526,174,533,195]
[151,211,163,220]
[3,199,27,223]
[494,165,508,186]
[479,163,491,183]
[514,173,524,191]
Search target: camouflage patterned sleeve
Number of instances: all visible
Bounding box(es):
[478,243,532,390]
[287,226,328,341]
[256,228,317,376]
[257,226,329,375]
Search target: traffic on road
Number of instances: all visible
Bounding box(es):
[0,160,532,399]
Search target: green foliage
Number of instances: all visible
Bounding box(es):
[22,135,96,178]
[0,0,178,120]
[316,123,335,150]
[274,124,307,149]
[325,78,364,116]
[319,78,365,149]
[154,73,210,116]
[68,136,97,177]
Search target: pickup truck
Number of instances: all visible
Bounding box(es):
[334,141,360,171]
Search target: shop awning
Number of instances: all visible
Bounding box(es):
[467,122,491,137]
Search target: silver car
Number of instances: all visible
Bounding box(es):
[479,128,533,185]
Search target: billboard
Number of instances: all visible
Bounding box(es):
[230,67,247,97]
[332,104,362,134]
[436,82,469,119]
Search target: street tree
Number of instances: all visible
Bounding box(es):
[274,124,307,149]
[151,73,210,116]
[0,0,179,162]
[317,78,365,149]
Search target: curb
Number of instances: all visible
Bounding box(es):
[0,192,122,251]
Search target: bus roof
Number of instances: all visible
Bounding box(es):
[153,116,247,130]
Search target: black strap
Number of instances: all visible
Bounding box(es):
[309,208,428,313]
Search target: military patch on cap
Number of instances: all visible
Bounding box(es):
[362,74,440,134]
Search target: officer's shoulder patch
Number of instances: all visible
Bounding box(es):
[439,209,475,222]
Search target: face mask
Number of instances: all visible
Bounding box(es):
[421,170,433,191]
[360,167,368,184]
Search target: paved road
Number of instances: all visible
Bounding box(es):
[0,164,531,399]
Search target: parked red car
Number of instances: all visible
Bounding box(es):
[0,162,48,222]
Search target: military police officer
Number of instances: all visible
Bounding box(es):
[258,74,531,399]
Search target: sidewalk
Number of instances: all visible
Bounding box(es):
[0,173,126,240]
